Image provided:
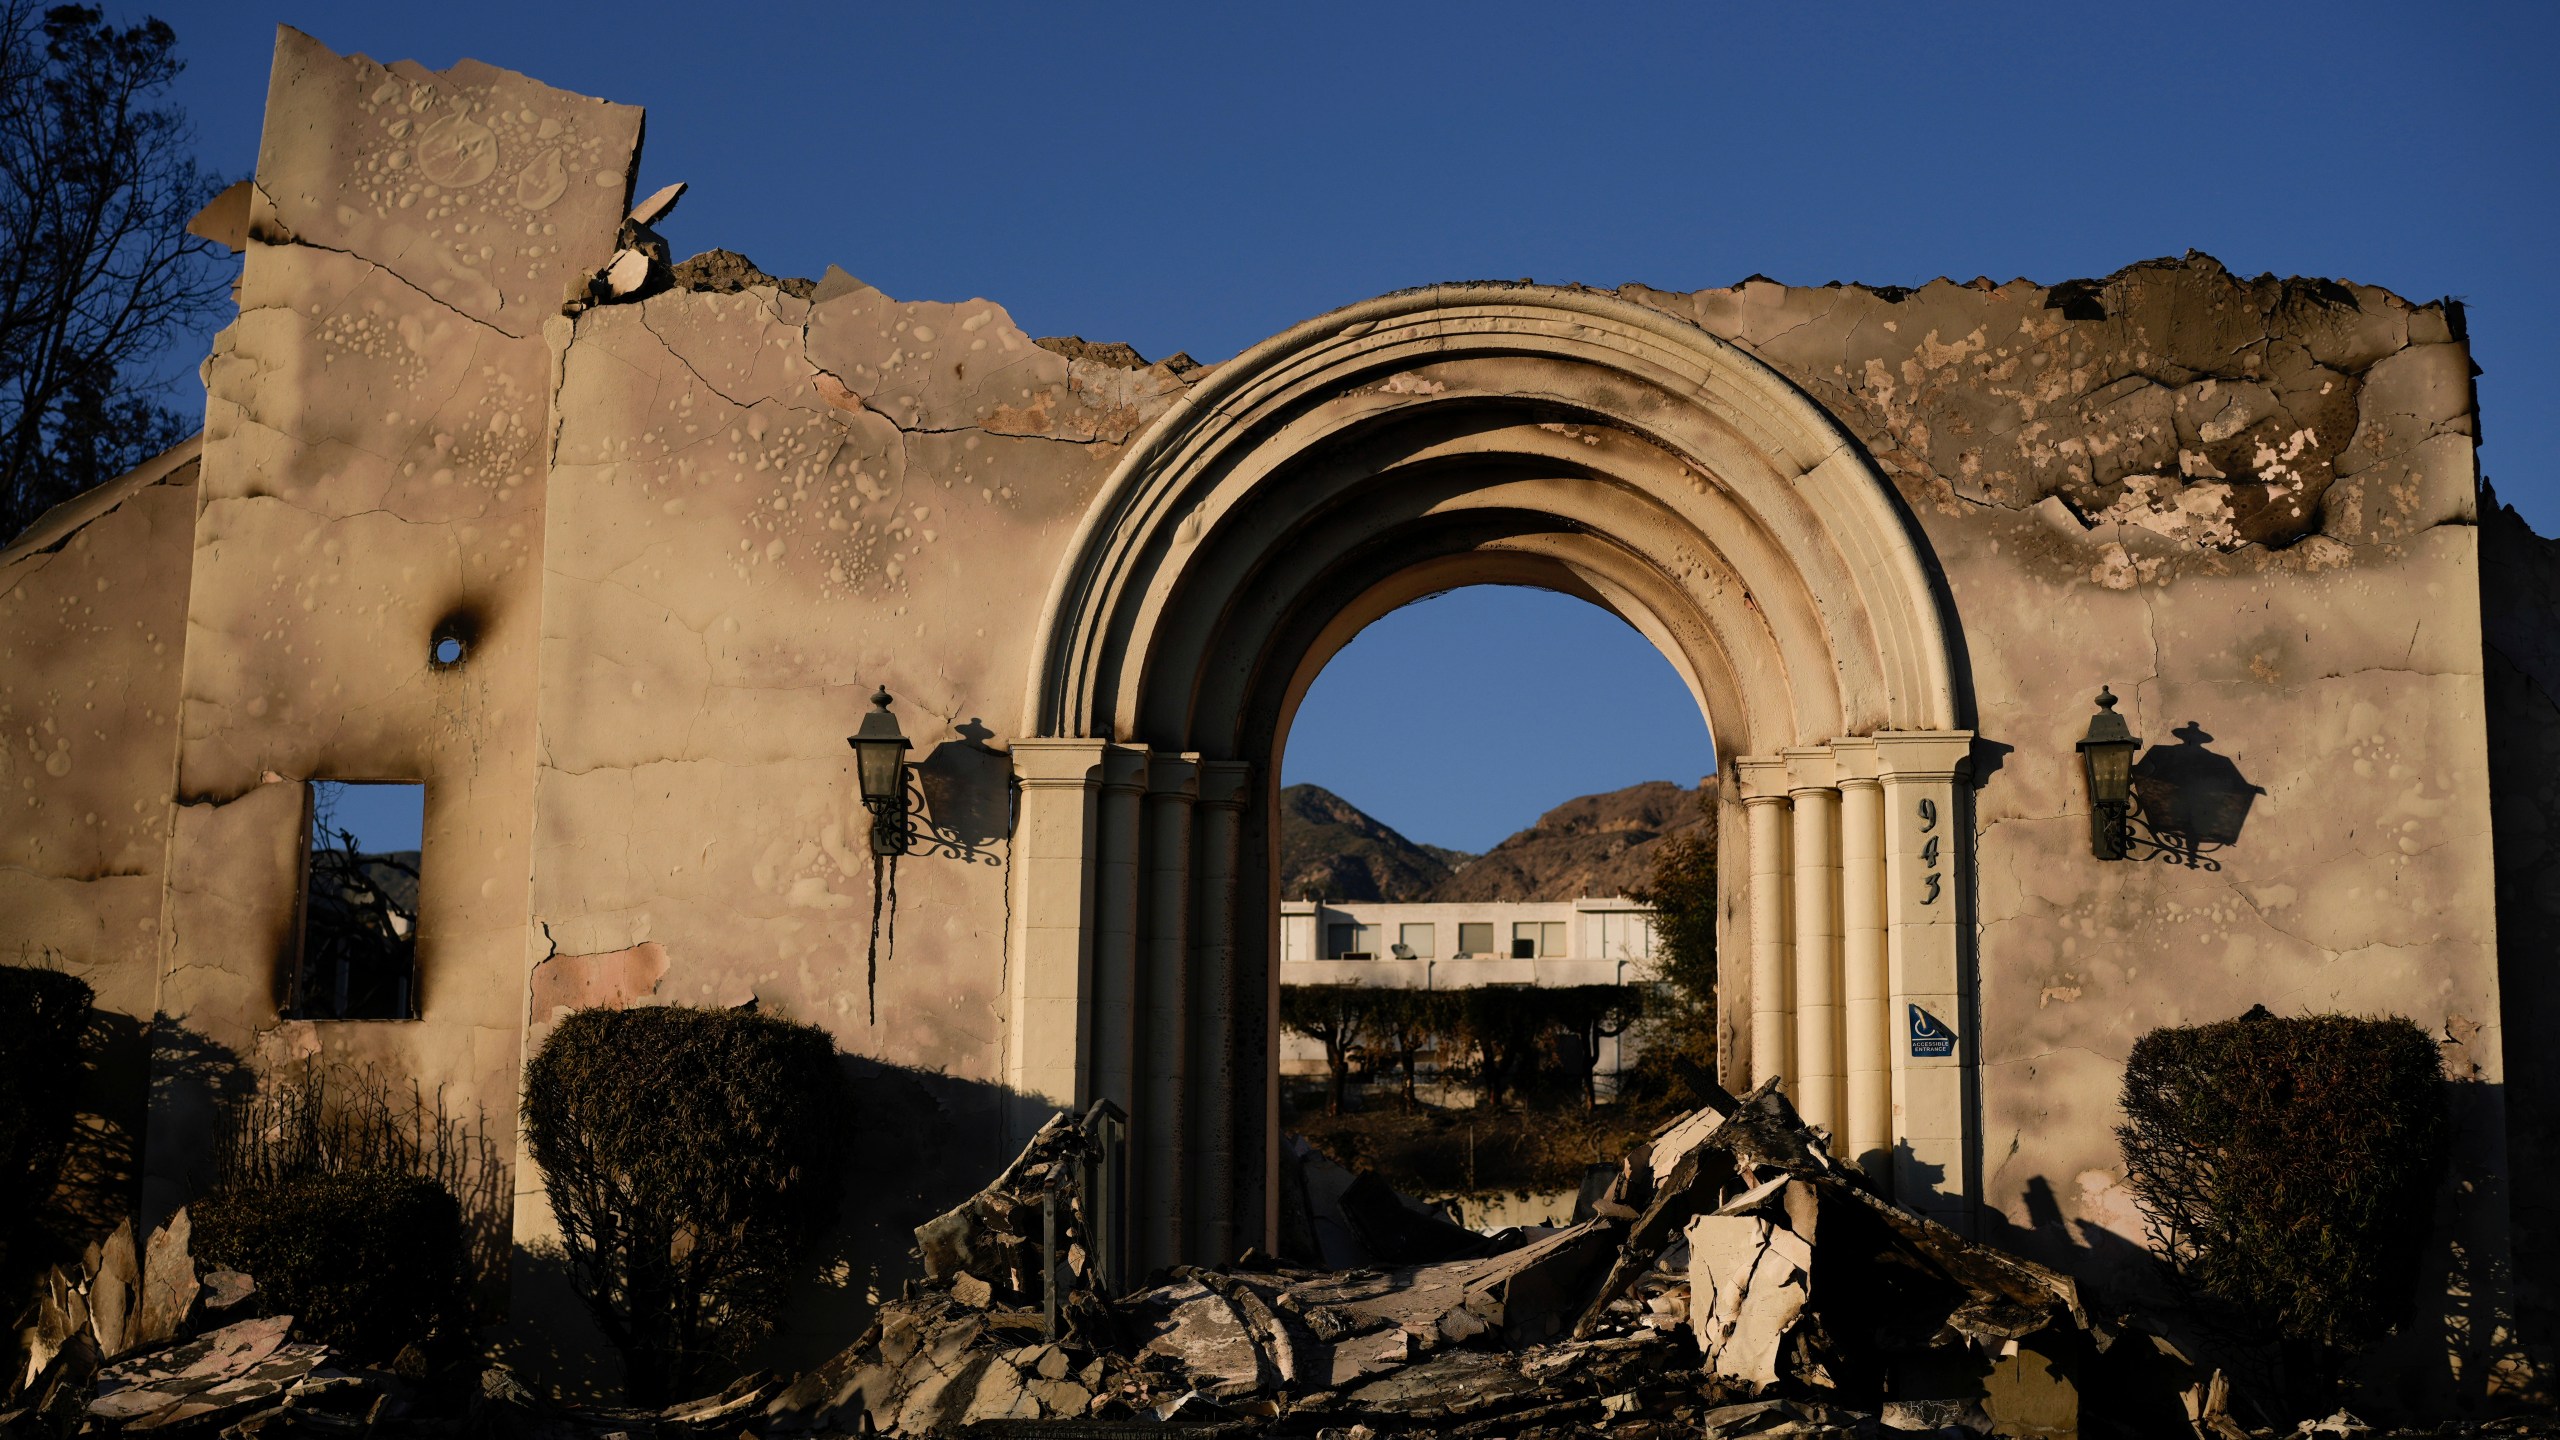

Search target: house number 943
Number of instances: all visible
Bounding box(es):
[1917,797,1943,905]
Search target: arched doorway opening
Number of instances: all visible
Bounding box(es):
[1271,583,1722,1207]
[1014,285,1974,1269]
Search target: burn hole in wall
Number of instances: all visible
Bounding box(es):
[428,610,479,669]
[290,780,424,1020]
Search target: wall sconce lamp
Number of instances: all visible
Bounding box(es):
[849,686,913,857]
[847,686,912,1023]
[2076,686,2139,861]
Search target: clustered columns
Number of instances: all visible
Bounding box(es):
[1735,731,1974,1230]
[1005,738,1257,1272]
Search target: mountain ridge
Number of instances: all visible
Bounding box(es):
[1278,778,1716,904]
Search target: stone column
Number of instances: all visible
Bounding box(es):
[1190,760,1251,1264]
[1874,729,1976,1231]
[1007,739,1108,1130]
[1138,753,1198,1269]
[1091,745,1149,1115]
[1734,757,1794,1088]
[1833,738,1891,1187]
[1785,748,1843,1139]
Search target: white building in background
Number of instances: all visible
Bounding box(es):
[1280,896,1660,988]
[1277,897,1661,1081]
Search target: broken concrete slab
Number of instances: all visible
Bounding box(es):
[87,1314,326,1431]
[767,1082,2100,1438]
[134,1207,199,1349]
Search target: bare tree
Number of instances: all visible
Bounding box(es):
[0,2,228,540]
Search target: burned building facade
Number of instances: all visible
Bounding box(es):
[2,27,2550,1401]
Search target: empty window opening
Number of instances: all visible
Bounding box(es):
[292,780,424,1020]
[1276,584,1720,1196]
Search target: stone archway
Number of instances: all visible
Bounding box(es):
[1014,285,1975,1266]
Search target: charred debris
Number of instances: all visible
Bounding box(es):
[12,1079,2532,1439]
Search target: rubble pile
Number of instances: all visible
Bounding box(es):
[766,1080,2096,1438]
[8,1211,274,1431]
[24,1085,2550,1436]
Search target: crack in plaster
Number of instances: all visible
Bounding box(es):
[262,221,519,342]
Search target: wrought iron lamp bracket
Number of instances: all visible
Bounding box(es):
[2099,800,2225,871]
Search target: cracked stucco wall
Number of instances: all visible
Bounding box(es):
[527,246,2516,1387]
[0,443,197,1006]
[1631,261,2515,1399]
[0,441,200,1234]
[528,256,1193,1380]
[0,23,2528,1402]
[140,28,642,1249]
[532,269,1187,1070]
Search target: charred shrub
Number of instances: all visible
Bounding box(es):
[0,965,93,1270]
[214,1058,505,1288]
[193,1170,467,1360]
[522,1006,849,1404]
[2117,1009,2448,1364]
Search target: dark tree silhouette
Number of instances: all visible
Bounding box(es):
[1280,984,1371,1115]
[0,2,227,540]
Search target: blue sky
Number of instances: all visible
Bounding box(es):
[140,2,2554,851]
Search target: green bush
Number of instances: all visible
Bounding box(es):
[1631,805,1717,1074]
[193,1170,466,1360]
[0,965,94,1268]
[522,1006,850,1404]
[2117,1008,2448,1361]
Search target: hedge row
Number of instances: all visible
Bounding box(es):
[1280,982,1644,1111]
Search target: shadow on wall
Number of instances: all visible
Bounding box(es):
[2128,723,2264,867]
[910,718,1011,864]
[137,1017,252,1231]
[500,1057,1023,1401]
[2385,1078,2540,1416]
[768,1057,1020,1371]
[10,1007,152,1286]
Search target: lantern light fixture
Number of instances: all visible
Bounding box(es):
[849,686,913,857]
[2076,686,2140,861]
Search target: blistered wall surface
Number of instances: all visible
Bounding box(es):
[0,447,197,1009]
[0,445,200,1235]
[1631,264,2513,1397]
[143,28,642,1237]
[530,269,1194,1375]
[1,22,2506,1403]
[525,253,2516,1388]
[533,277,1185,1071]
